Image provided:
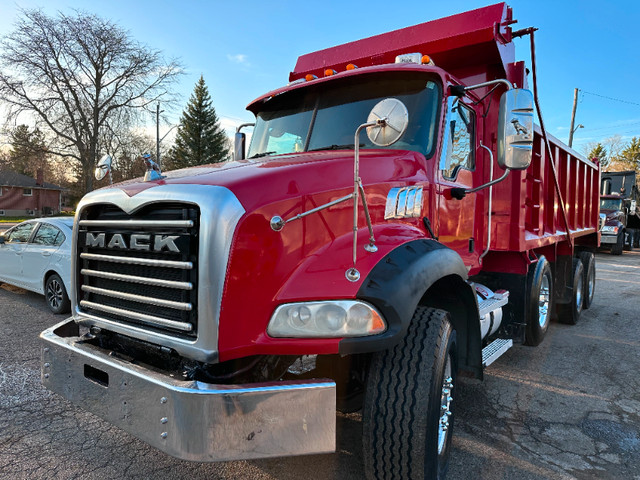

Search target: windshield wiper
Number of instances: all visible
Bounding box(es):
[308,144,363,152]
[248,151,276,159]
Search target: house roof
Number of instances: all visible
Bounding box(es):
[0,170,63,190]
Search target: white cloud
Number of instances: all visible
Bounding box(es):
[227,54,250,66]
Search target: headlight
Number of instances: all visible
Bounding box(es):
[268,300,387,338]
[601,225,619,233]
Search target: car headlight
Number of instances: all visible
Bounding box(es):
[268,300,387,338]
[601,225,619,233]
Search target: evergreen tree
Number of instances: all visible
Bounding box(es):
[613,137,640,171]
[588,143,607,166]
[6,125,49,176]
[167,76,228,169]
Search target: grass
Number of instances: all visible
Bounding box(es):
[0,212,75,223]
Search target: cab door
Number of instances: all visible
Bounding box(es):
[436,96,480,268]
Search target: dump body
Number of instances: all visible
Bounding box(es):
[41,2,601,470]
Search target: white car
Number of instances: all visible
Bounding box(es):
[0,217,73,313]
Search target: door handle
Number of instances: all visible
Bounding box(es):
[42,252,52,257]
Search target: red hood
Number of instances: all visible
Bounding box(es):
[110,150,424,213]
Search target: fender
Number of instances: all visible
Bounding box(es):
[341,239,482,375]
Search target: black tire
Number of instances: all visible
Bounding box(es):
[624,230,633,251]
[611,232,624,255]
[363,307,457,480]
[45,273,70,314]
[558,258,584,325]
[524,256,553,346]
[578,252,596,310]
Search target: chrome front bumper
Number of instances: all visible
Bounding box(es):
[600,234,618,244]
[41,319,336,462]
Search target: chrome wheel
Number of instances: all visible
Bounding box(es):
[46,278,63,309]
[538,275,550,328]
[438,356,454,455]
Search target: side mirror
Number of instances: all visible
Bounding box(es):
[95,155,113,183]
[234,123,255,161]
[234,132,246,161]
[498,89,534,170]
[366,98,409,146]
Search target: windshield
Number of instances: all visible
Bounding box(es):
[600,198,623,210]
[247,72,441,158]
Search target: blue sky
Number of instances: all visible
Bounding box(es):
[1,0,639,155]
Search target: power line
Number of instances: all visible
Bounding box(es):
[581,90,640,108]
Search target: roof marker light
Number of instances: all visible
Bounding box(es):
[421,55,434,66]
[346,63,357,71]
[305,74,318,81]
[324,69,337,76]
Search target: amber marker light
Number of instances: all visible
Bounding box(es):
[421,55,434,65]
[305,74,317,81]
[346,63,357,70]
[324,69,337,76]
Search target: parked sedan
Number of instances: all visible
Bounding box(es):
[0,217,73,313]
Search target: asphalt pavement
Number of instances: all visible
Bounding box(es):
[0,252,639,479]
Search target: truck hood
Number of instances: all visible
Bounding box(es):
[109,150,421,213]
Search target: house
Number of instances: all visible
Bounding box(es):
[0,170,63,216]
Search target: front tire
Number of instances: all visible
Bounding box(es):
[45,273,70,314]
[363,307,458,480]
[611,232,624,255]
[524,256,553,346]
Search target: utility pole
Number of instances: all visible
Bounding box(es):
[568,88,579,148]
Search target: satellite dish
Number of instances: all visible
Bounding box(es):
[95,155,112,181]
[366,98,409,147]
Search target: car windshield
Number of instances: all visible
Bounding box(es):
[600,198,623,210]
[247,72,441,158]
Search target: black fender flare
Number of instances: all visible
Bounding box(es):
[340,239,482,374]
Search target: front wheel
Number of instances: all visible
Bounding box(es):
[363,307,457,480]
[45,273,70,314]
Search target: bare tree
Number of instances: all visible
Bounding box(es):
[0,9,182,193]
[582,135,624,169]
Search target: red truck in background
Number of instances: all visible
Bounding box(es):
[41,4,600,479]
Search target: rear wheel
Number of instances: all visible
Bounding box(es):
[45,273,70,314]
[558,258,584,325]
[363,307,457,480]
[578,252,596,309]
[524,256,553,346]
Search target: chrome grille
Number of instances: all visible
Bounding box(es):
[77,203,199,337]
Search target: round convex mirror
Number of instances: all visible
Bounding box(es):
[95,155,112,181]
[366,98,409,146]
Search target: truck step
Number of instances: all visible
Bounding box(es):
[477,289,509,318]
[482,338,513,367]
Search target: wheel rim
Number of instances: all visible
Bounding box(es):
[438,354,454,455]
[47,279,63,309]
[575,270,583,310]
[538,275,550,327]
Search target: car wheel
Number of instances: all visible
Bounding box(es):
[524,256,553,346]
[45,273,70,314]
[363,307,457,480]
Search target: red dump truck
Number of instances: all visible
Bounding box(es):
[41,3,600,479]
